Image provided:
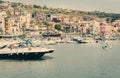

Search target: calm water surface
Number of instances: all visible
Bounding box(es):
[0,41,120,78]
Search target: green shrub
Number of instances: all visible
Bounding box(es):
[54,24,61,30]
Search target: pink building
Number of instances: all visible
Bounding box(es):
[98,23,113,37]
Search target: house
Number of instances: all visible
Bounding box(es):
[0,11,7,34]
[89,20,100,35]
[19,12,31,30]
[112,20,120,30]
[98,22,113,38]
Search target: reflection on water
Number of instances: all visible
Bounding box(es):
[0,41,120,78]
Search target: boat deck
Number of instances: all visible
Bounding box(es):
[0,47,54,54]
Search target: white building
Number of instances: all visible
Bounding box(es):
[89,20,100,35]
[0,11,7,34]
[19,12,31,29]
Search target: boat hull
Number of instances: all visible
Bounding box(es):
[77,40,88,44]
[0,50,54,59]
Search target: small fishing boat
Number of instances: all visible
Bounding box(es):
[102,42,112,49]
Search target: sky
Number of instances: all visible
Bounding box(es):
[3,0,120,13]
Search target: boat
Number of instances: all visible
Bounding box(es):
[72,37,88,44]
[41,32,61,37]
[72,36,92,44]
[82,37,95,43]
[72,36,82,42]
[0,41,54,59]
[102,42,112,49]
[77,39,88,44]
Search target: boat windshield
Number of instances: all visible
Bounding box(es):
[0,45,7,50]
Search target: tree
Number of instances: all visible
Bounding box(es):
[33,5,41,9]
[54,24,62,30]
[117,29,120,33]
[19,33,26,39]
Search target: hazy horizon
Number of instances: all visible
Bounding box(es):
[3,0,120,13]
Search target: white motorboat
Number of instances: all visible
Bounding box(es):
[0,41,54,59]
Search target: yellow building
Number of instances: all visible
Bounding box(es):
[4,17,12,35]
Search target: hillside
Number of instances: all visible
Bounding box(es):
[0,1,120,22]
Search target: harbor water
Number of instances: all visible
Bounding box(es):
[0,41,120,78]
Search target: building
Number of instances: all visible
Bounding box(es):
[89,20,100,35]
[19,12,31,29]
[98,22,113,38]
[4,17,12,35]
[0,11,7,34]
